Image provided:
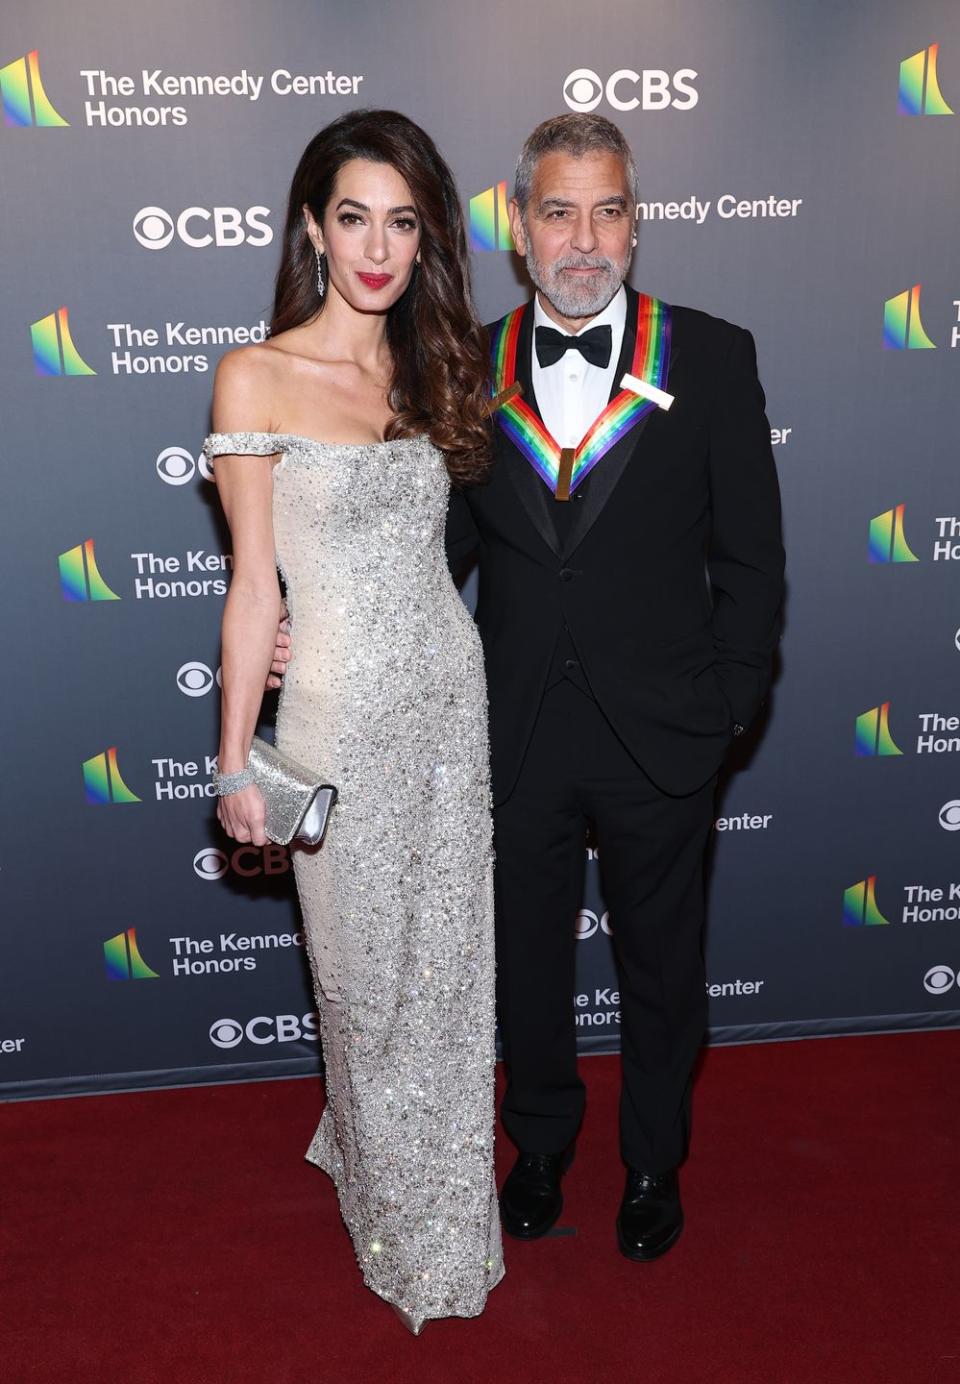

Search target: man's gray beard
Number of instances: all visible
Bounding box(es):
[525,248,631,321]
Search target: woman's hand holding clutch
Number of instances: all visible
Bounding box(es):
[217,780,268,846]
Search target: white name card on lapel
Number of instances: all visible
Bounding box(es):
[620,372,674,411]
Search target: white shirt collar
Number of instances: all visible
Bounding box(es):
[532,283,627,338]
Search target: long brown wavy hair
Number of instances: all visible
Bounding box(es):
[271,110,490,484]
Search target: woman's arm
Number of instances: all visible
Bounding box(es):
[211,349,282,845]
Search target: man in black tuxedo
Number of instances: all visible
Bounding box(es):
[446,114,785,1260]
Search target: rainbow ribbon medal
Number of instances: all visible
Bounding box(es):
[490,294,672,499]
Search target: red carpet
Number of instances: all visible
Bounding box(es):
[3,1033,959,1384]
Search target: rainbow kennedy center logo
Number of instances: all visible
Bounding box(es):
[868,504,919,563]
[899,44,954,115]
[846,878,960,927]
[856,703,960,756]
[843,876,890,927]
[883,285,936,350]
[0,50,68,126]
[469,182,514,253]
[103,928,158,981]
[31,307,96,375]
[855,702,903,756]
[58,539,120,601]
[83,748,141,804]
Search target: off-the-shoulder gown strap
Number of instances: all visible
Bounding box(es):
[203,431,292,459]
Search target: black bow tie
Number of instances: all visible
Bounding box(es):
[535,323,613,370]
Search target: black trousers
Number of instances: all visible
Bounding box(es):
[493,677,716,1173]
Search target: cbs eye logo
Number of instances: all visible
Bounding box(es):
[133,205,273,250]
[209,1018,244,1048]
[156,446,214,486]
[176,661,220,697]
[939,801,960,832]
[562,67,699,113]
[134,207,176,248]
[194,848,229,881]
[923,965,958,995]
[563,70,605,112]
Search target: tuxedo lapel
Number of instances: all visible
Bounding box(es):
[498,301,562,558]
[559,287,677,560]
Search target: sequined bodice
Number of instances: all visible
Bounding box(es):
[208,428,450,575]
[271,431,450,558]
[205,431,472,690]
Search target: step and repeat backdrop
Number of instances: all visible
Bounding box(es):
[2,0,959,1097]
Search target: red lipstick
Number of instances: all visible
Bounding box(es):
[357,272,393,290]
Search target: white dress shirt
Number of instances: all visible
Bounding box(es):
[531,285,627,448]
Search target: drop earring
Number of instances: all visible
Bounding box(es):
[315,246,326,298]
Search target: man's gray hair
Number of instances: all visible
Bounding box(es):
[513,113,640,216]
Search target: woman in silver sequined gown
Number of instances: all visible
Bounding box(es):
[207,113,502,1332]
[207,430,502,1327]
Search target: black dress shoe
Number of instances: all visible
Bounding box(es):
[500,1148,574,1240]
[616,1167,684,1262]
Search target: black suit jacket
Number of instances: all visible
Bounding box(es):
[446,286,785,804]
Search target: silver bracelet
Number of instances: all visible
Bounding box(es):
[213,765,255,796]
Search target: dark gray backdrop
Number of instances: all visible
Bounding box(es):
[2,0,959,1098]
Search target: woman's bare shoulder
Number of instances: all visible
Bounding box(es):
[214,341,288,390]
[212,343,290,432]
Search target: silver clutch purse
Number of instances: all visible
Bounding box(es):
[247,736,337,846]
